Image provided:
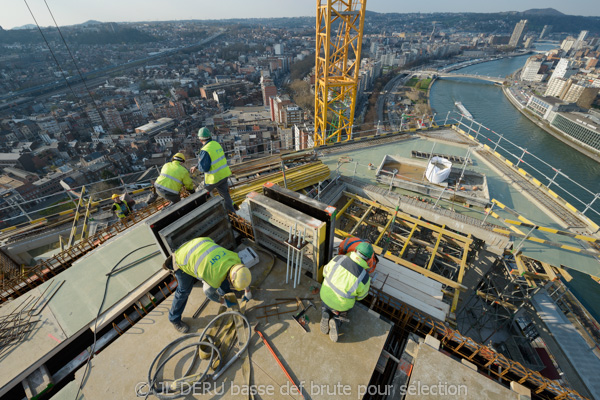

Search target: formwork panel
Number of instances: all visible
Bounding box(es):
[247,192,327,279]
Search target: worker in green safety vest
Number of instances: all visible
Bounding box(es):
[190,127,235,213]
[162,237,252,333]
[320,242,373,342]
[154,152,195,204]
[111,194,131,219]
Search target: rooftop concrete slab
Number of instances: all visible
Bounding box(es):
[406,342,516,399]
[76,246,391,400]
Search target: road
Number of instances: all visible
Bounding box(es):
[376,72,410,132]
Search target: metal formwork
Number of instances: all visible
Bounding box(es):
[246,192,328,281]
[365,287,589,400]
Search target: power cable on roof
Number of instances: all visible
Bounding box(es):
[42,0,109,128]
[74,243,157,400]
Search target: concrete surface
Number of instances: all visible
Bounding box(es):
[74,246,391,400]
[406,343,516,399]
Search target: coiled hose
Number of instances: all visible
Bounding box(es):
[137,311,250,399]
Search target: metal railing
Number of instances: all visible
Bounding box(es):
[445,112,600,225]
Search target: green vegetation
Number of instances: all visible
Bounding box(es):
[289,55,314,81]
[416,78,432,91]
[405,77,419,87]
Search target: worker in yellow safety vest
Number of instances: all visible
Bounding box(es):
[111,194,131,219]
[162,237,252,333]
[320,242,372,342]
[190,127,235,213]
[154,152,195,204]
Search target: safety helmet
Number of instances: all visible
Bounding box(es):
[197,127,211,140]
[356,242,374,260]
[173,152,185,162]
[112,194,120,200]
[229,264,251,290]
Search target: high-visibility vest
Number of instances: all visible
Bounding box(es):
[320,253,371,312]
[201,140,231,185]
[173,237,240,289]
[338,237,377,274]
[113,202,130,219]
[155,161,194,194]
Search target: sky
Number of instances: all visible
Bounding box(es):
[2,0,600,30]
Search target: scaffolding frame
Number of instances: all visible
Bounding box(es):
[334,192,473,313]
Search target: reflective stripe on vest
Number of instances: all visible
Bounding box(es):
[160,173,183,185]
[201,141,231,184]
[154,182,179,194]
[183,239,212,265]
[193,244,221,278]
[114,203,128,218]
[342,238,363,253]
[325,256,367,299]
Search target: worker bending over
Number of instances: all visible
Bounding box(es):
[163,237,252,333]
[320,242,373,342]
[190,127,235,213]
[154,152,195,204]
[338,236,378,274]
[111,194,131,219]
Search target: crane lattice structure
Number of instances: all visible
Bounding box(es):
[314,0,367,147]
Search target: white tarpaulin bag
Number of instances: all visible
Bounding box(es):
[425,157,452,184]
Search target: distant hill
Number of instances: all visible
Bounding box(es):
[11,24,37,30]
[522,8,565,16]
[80,20,103,26]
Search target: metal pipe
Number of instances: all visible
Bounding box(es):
[294,230,303,289]
[286,225,293,284]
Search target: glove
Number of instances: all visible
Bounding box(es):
[242,289,252,302]
[188,188,195,194]
[224,297,237,308]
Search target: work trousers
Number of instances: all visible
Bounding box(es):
[156,187,181,204]
[168,269,231,324]
[204,178,235,213]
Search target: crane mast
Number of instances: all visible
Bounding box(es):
[314,0,367,147]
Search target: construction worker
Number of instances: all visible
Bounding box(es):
[154,152,195,204]
[320,242,373,342]
[190,127,235,213]
[111,194,131,219]
[338,236,378,274]
[163,237,252,333]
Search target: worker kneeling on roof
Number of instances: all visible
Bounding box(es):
[163,237,252,333]
[338,236,378,274]
[154,152,195,204]
[320,242,372,342]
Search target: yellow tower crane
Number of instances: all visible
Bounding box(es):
[314,0,367,147]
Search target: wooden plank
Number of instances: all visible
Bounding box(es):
[373,273,449,314]
[349,205,374,236]
[427,225,444,270]
[399,219,419,257]
[451,236,471,313]
[372,275,447,321]
[552,266,573,282]
[343,192,473,245]
[336,198,354,220]
[541,262,558,281]
[376,258,443,298]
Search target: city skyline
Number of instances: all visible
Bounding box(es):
[2,0,600,31]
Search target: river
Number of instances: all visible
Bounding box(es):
[429,44,600,321]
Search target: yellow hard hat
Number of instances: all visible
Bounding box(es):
[112,194,120,200]
[229,264,251,290]
[173,152,185,162]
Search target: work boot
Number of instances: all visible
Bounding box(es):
[328,318,339,342]
[172,320,190,334]
[320,311,330,334]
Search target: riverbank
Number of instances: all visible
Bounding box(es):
[502,85,600,163]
